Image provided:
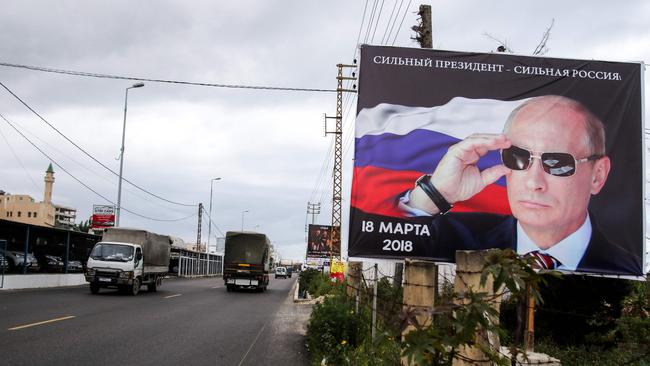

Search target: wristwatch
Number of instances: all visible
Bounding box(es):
[415,174,453,215]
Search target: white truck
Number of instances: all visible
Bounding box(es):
[85,228,171,295]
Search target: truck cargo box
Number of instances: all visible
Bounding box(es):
[224,231,270,272]
[102,228,171,268]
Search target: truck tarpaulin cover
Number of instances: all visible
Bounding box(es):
[307,224,341,258]
[224,232,269,264]
[101,228,171,267]
[348,45,644,276]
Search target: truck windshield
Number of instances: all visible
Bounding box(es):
[90,243,134,262]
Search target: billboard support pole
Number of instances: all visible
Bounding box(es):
[325,62,356,259]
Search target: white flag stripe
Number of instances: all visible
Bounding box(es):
[355,97,529,139]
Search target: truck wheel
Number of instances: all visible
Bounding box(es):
[148,280,157,292]
[90,283,100,294]
[226,285,233,292]
[131,278,140,296]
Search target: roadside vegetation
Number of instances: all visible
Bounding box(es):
[301,251,650,365]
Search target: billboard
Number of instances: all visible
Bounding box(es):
[307,224,341,257]
[91,205,115,229]
[348,45,644,276]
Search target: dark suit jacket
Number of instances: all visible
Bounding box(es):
[429,212,641,276]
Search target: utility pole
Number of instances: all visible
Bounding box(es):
[307,202,321,224]
[196,203,203,252]
[411,4,432,48]
[325,62,356,257]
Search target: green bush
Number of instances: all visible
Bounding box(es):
[299,268,334,298]
[376,277,403,336]
[307,285,370,365]
[536,339,648,366]
[346,331,401,366]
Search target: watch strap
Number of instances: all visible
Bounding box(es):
[415,174,453,215]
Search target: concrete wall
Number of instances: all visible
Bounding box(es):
[0,274,86,290]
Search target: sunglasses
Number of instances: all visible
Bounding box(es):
[501,145,602,177]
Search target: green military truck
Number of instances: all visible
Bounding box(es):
[223,231,270,292]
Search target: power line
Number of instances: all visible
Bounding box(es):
[370,0,386,43]
[0,62,337,93]
[385,0,405,45]
[381,0,400,45]
[310,138,335,203]
[353,0,371,59]
[364,0,379,43]
[0,112,197,222]
[0,81,197,207]
[391,0,413,46]
[0,123,40,192]
[201,206,224,237]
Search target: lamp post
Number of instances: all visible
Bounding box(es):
[116,82,145,227]
[241,210,249,231]
[207,177,221,253]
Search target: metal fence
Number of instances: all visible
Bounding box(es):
[1,239,6,288]
[175,249,223,277]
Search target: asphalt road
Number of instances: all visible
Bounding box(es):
[0,276,310,366]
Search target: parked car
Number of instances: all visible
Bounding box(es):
[0,249,40,272]
[0,256,7,272]
[275,266,287,279]
[66,259,84,272]
[40,254,65,272]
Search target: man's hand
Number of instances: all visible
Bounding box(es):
[409,134,512,214]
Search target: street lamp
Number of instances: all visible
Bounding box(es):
[116,82,145,227]
[241,210,249,231]
[207,177,222,253]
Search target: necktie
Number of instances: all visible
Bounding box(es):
[526,251,562,270]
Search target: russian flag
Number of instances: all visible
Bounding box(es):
[352,97,529,218]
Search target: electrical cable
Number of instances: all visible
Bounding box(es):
[0,123,41,192]
[2,112,177,211]
[380,0,400,45]
[385,0,405,45]
[0,81,197,207]
[363,0,379,44]
[0,112,197,222]
[201,206,225,237]
[391,0,413,46]
[370,0,386,44]
[0,62,337,93]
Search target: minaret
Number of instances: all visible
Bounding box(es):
[44,163,55,204]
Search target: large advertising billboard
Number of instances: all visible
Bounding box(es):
[348,45,644,276]
[91,205,115,229]
[307,224,341,258]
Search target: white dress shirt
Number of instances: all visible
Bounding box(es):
[516,214,591,271]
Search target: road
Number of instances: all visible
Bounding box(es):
[0,276,310,365]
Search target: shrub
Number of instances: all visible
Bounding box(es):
[307,285,370,365]
[299,268,334,298]
[376,277,403,336]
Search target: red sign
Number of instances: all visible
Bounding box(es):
[91,205,115,229]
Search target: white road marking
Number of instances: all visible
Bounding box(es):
[8,315,75,331]
[237,323,266,366]
[164,294,182,299]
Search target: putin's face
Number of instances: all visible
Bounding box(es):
[504,99,610,248]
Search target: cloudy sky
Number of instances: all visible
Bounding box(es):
[1,1,648,262]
